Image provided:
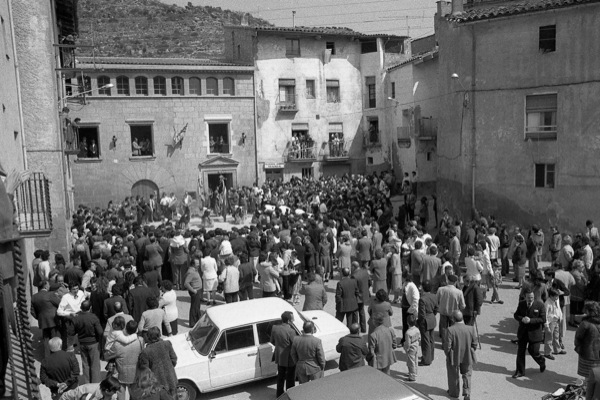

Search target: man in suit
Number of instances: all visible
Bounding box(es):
[127,275,154,323]
[418,280,438,366]
[335,267,360,327]
[512,288,546,378]
[103,284,129,320]
[368,312,397,375]
[300,273,327,311]
[73,300,103,383]
[420,245,442,284]
[356,230,372,268]
[336,323,368,371]
[39,337,79,400]
[437,275,465,344]
[31,279,61,358]
[290,321,325,384]
[104,302,134,341]
[444,311,478,400]
[352,261,370,333]
[270,311,298,397]
[462,275,483,326]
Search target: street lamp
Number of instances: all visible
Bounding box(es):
[58,83,114,104]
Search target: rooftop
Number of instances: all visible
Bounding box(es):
[76,57,251,67]
[225,24,408,40]
[387,50,439,72]
[449,0,600,22]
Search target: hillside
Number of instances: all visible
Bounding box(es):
[76,0,272,59]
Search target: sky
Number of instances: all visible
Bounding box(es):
[159,0,438,39]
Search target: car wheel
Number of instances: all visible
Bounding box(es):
[177,381,198,400]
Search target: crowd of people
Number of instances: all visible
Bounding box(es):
[27,170,600,400]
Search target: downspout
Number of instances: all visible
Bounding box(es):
[7,0,27,170]
[470,24,477,213]
[252,34,259,185]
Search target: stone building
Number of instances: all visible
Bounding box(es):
[435,0,600,232]
[68,57,256,208]
[223,25,409,182]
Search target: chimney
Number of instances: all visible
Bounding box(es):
[241,12,249,26]
[451,0,464,15]
[436,1,452,18]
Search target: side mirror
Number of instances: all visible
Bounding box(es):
[209,351,216,360]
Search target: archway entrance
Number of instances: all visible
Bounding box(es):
[131,179,159,200]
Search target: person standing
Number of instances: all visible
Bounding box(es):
[270,311,298,397]
[300,273,327,311]
[335,267,359,328]
[368,312,397,375]
[257,252,280,298]
[238,253,257,301]
[56,282,86,351]
[127,276,154,323]
[291,321,325,384]
[73,300,103,383]
[401,272,419,345]
[219,256,240,303]
[449,229,461,277]
[543,288,563,360]
[444,311,478,400]
[437,275,466,345]
[336,323,368,371]
[40,337,80,400]
[104,321,144,400]
[158,280,178,336]
[356,230,372,269]
[31,279,61,358]
[512,288,546,379]
[168,232,188,290]
[462,276,483,327]
[404,315,421,381]
[575,301,600,380]
[352,261,370,333]
[418,280,438,366]
[184,257,203,327]
[138,327,178,398]
[201,252,219,304]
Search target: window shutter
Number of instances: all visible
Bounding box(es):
[329,123,343,133]
[279,79,296,86]
[526,94,557,111]
[326,80,339,87]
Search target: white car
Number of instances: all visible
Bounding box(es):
[167,297,350,400]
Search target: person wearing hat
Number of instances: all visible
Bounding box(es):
[437,274,465,346]
[512,233,527,287]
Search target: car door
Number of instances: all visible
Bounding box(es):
[208,325,260,389]
[256,319,282,378]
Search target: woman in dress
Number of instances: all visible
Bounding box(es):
[575,301,600,379]
[138,327,178,398]
[201,253,219,305]
[389,246,403,304]
[368,289,393,336]
[317,233,332,282]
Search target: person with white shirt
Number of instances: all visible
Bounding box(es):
[57,283,87,351]
[159,280,179,335]
[543,288,563,360]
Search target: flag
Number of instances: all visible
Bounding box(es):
[173,123,188,146]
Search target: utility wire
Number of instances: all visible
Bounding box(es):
[256,1,435,13]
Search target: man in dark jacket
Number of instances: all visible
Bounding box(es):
[40,337,80,400]
[270,311,298,397]
[73,300,103,383]
[462,276,483,326]
[31,279,60,358]
[512,288,546,378]
[103,284,129,320]
[126,275,154,322]
[335,267,360,328]
[336,323,368,371]
[418,280,438,366]
[352,261,370,333]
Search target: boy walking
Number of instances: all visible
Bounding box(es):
[404,314,421,381]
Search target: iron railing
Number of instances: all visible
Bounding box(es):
[13,173,52,236]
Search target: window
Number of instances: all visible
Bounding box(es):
[257,320,283,344]
[361,41,377,54]
[79,75,92,93]
[326,80,340,103]
[189,77,201,95]
[130,124,154,157]
[77,126,100,159]
[302,167,313,180]
[535,163,555,188]
[326,41,336,55]
[134,76,148,96]
[116,76,130,95]
[223,77,235,95]
[208,122,230,154]
[213,326,255,353]
[279,79,296,104]
[286,38,300,56]
[97,76,111,96]
[539,25,556,53]
[526,94,557,139]
[328,123,344,157]
[391,82,396,99]
[427,151,432,161]
[367,157,374,165]
[366,76,376,108]
[367,118,380,145]
[305,80,315,99]
[206,77,218,95]
[171,76,184,95]
[153,76,166,95]
[65,78,73,96]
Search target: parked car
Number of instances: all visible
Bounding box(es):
[277,366,432,400]
[167,297,350,400]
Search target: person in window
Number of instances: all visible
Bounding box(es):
[89,140,98,158]
[209,136,216,153]
[132,138,141,156]
[142,139,151,156]
[369,124,378,144]
[217,136,225,153]
[79,137,88,158]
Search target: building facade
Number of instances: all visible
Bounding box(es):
[435,0,600,232]
[68,57,256,208]
[224,25,409,183]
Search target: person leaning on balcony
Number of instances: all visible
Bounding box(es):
[131,137,141,156]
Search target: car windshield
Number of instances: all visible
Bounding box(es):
[188,316,219,356]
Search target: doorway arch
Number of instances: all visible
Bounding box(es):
[131,179,159,200]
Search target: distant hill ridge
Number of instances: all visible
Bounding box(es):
[76,0,272,59]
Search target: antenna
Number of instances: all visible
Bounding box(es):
[292,11,296,28]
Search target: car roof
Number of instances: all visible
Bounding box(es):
[279,366,429,400]
[206,298,298,330]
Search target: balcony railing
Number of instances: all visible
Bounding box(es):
[276,93,298,113]
[324,139,351,160]
[417,117,437,140]
[285,141,317,162]
[13,172,53,236]
[525,125,557,141]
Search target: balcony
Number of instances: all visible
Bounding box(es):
[276,94,298,113]
[525,126,557,141]
[13,172,53,237]
[323,139,351,161]
[417,117,437,140]
[285,141,317,162]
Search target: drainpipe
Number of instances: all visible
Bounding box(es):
[251,45,259,186]
[470,25,477,212]
[7,0,27,170]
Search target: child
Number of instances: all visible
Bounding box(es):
[491,264,504,304]
[403,314,421,382]
[544,288,563,359]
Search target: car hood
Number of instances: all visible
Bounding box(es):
[166,333,203,364]
[302,310,350,336]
